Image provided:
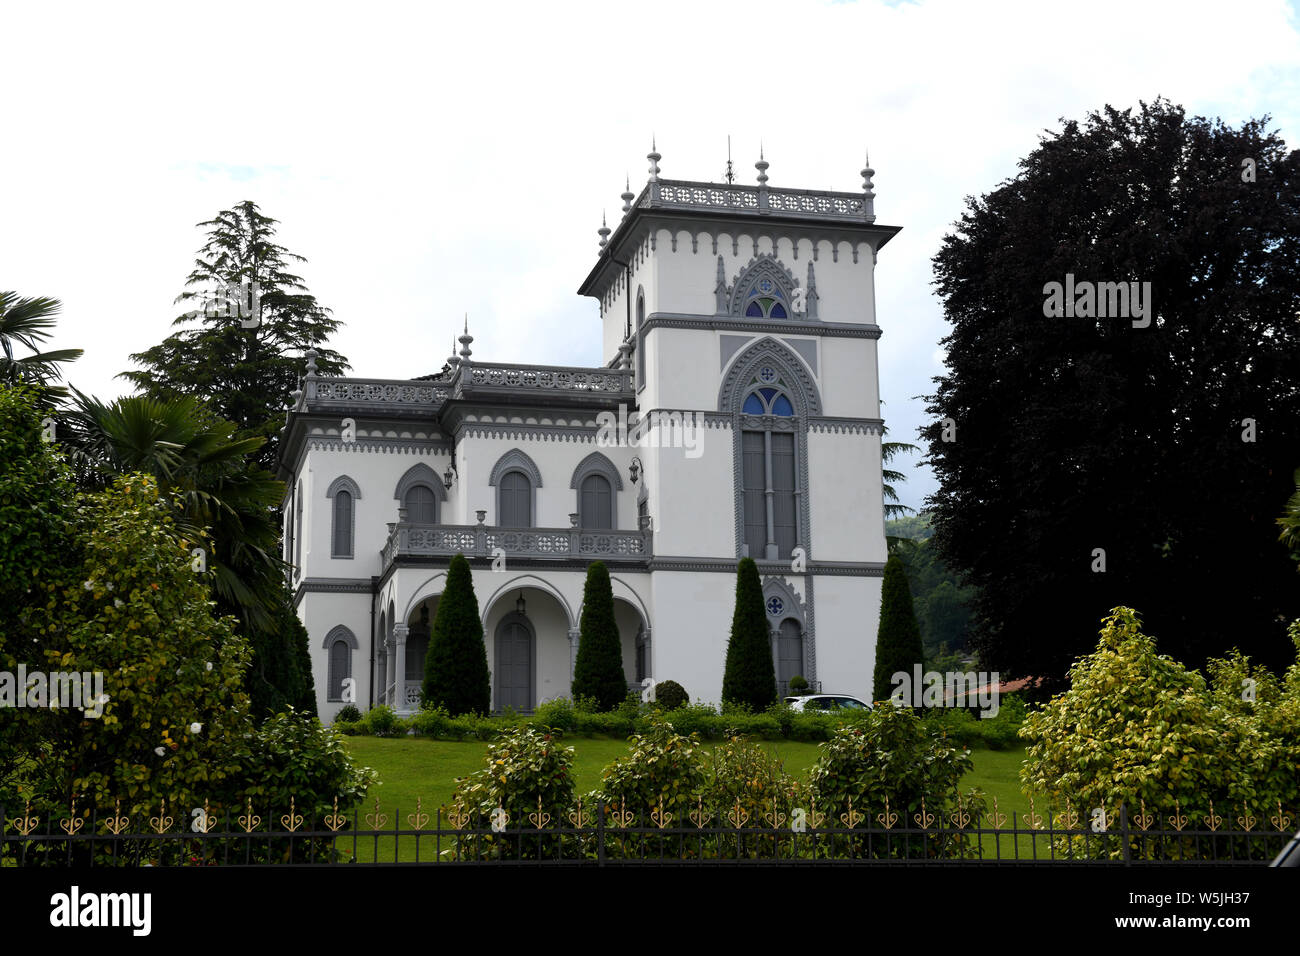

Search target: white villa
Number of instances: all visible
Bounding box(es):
[279,146,899,720]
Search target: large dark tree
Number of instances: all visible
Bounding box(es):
[722,558,777,710]
[120,201,349,470]
[571,561,628,711]
[925,99,1300,685]
[422,554,491,716]
[872,555,926,704]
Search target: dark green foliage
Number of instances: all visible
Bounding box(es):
[787,675,809,693]
[722,558,777,710]
[925,99,1300,680]
[653,679,688,710]
[247,590,318,720]
[120,201,349,471]
[334,704,361,724]
[872,555,925,704]
[422,554,490,716]
[571,561,627,711]
[887,514,976,660]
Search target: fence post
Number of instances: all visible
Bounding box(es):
[1119,803,1131,866]
[597,799,606,867]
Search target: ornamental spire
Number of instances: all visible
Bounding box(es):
[598,211,611,249]
[861,149,876,220]
[458,315,473,361]
[621,176,634,214]
[647,137,661,182]
[755,144,769,186]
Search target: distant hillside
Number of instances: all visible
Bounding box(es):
[884,512,934,542]
[884,511,974,664]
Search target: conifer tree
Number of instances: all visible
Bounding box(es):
[422,554,490,716]
[121,201,349,471]
[872,554,925,704]
[571,561,627,710]
[722,558,777,710]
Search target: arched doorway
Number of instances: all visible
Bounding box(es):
[494,612,534,712]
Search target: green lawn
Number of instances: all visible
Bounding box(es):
[337,735,1036,862]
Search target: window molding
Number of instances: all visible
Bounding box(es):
[324,625,358,702]
[489,448,543,527]
[721,339,816,562]
[326,476,361,559]
[393,463,448,503]
[569,451,624,491]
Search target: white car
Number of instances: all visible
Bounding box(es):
[784,694,871,712]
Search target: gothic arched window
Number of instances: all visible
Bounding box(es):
[743,275,789,319]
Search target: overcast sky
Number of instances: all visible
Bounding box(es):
[3,0,1298,512]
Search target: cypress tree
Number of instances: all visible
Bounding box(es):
[571,561,627,710]
[422,553,490,716]
[872,554,925,704]
[721,558,777,710]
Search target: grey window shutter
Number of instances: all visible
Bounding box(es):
[580,474,613,529]
[328,639,351,700]
[771,432,797,558]
[500,471,531,527]
[405,485,437,524]
[742,431,767,557]
[333,490,352,556]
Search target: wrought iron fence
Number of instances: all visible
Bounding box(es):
[4,796,1296,866]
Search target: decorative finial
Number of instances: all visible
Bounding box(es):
[861,149,876,219]
[621,176,634,214]
[725,135,734,185]
[459,315,473,361]
[304,348,319,377]
[447,334,460,369]
[598,211,611,249]
[648,137,661,183]
[755,145,769,187]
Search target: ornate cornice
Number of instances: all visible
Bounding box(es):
[642,313,882,340]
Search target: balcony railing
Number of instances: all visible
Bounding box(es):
[382,522,651,570]
[643,178,872,222]
[297,361,633,417]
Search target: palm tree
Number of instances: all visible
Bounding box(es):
[60,388,285,632]
[0,292,83,400]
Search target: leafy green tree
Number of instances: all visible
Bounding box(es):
[14,473,255,818]
[571,561,627,710]
[1020,607,1300,859]
[722,558,777,710]
[0,292,82,404]
[422,553,490,716]
[58,388,313,714]
[872,554,925,704]
[1280,466,1300,571]
[925,99,1300,681]
[120,201,349,470]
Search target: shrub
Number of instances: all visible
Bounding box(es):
[594,714,707,826]
[571,561,627,710]
[532,697,578,733]
[422,553,490,716]
[445,726,577,860]
[810,705,984,858]
[787,674,809,694]
[722,558,777,710]
[653,680,688,710]
[872,554,925,704]
[1020,607,1300,860]
[704,735,807,839]
[334,704,361,724]
[365,704,398,737]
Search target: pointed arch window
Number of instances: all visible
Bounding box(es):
[635,287,646,391]
[404,484,438,524]
[743,276,789,319]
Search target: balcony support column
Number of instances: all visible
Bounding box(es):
[393,624,409,710]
